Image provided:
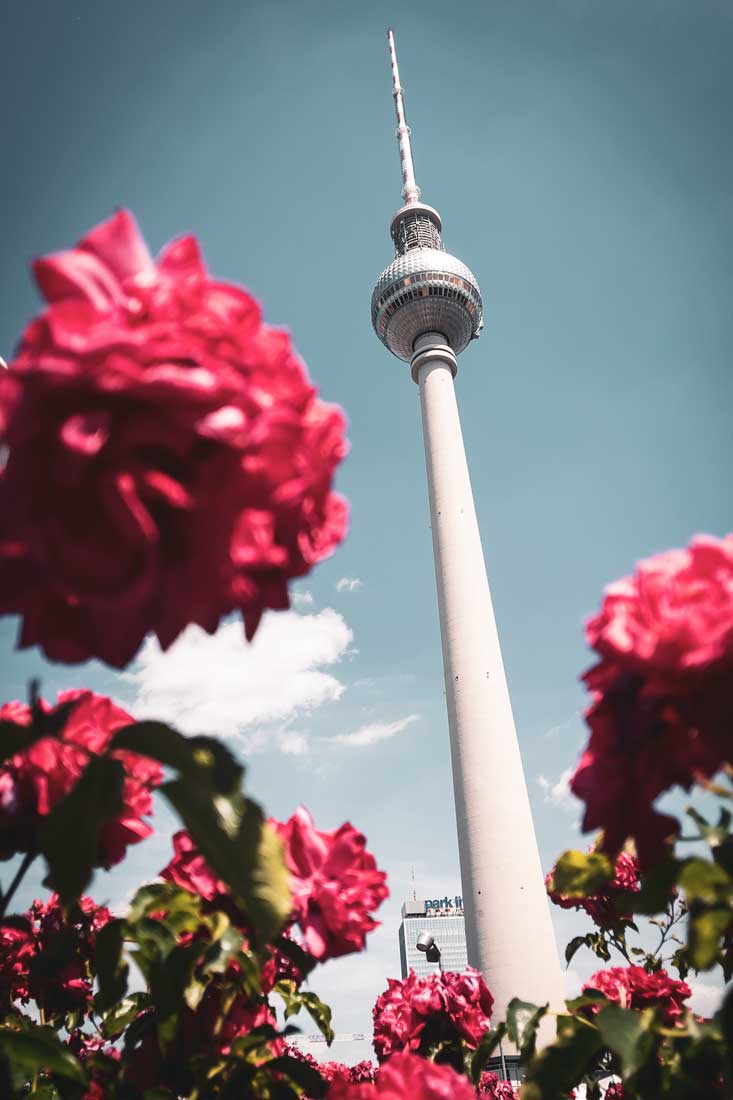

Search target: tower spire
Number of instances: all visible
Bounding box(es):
[387,30,421,205]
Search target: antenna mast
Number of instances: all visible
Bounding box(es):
[387,29,420,205]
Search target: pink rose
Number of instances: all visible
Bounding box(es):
[546,850,641,927]
[582,965,691,1025]
[273,806,388,961]
[570,535,733,867]
[372,968,494,1062]
[329,1050,475,1100]
[479,1072,518,1099]
[0,690,161,867]
[0,209,348,668]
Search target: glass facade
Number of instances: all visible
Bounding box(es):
[398,900,468,978]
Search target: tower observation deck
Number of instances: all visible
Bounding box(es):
[370,30,564,1047]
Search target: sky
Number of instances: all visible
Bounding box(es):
[1,0,732,1060]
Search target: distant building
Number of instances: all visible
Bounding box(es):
[398,896,468,978]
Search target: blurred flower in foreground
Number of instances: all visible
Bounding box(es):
[0,690,161,866]
[329,1049,476,1100]
[0,210,348,667]
[571,535,733,866]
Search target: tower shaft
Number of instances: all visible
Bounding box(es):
[413,333,565,1025]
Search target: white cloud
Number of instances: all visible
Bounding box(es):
[279,730,310,756]
[336,577,363,593]
[329,714,419,749]
[537,767,577,812]
[124,609,352,741]
[292,591,314,607]
[687,978,725,1018]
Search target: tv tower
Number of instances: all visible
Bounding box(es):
[371,31,564,1034]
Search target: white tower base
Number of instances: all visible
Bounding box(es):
[413,332,565,1036]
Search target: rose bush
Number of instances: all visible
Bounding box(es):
[0,210,348,667]
[570,535,733,867]
[0,219,730,1099]
[372,968,494,1064]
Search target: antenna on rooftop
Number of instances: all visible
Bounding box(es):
[387,29,420,205]
[411,864,417,902]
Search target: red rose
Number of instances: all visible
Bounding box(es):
[330,1050,475,1100]
[372,968,494,1062]
[582,965,691,1025]
[546,850,641,927]
[0,690,162,867]
[0,209,348,668]
[273,806,388,961]
[571,536,733,867]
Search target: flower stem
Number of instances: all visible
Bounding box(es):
[0,851,35,917]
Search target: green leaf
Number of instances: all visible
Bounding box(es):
[276,983,334,1044]
[506,998,548,1061]
[550,851,613,898]
[469,1024,507,1084]
[688,805,733,849]
[678,858,731,903]
[0,1026,86,1084]
[266,1055,327,1098]
[0,719,43,763]
[565,936,588,965]
[689,905,732,970]
[161,782,291,943]
[112,721,243,795]
[520,1015,602,1100]
[596,1004,657,1078]
[276,935,318,981]
[38,755,126,904]
[717,983,733,1082]
[95,918,129,1011]
[100,993,147,1040]
[630,857,681,915]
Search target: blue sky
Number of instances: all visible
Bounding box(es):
[1,0,732,1058]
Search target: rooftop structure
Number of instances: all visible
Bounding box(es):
[398,896,468,978]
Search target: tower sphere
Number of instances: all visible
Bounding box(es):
[371,242,483,363]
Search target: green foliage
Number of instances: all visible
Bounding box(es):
[550,850,614,898]
[0,1024,86,1085]
[112,721,243,795]
[161,781,291,944]
[109,719,292,944]
[38,755,126,903]
[276,980,335,1044]
[596,1005,659,1080]
[469,1024,508,1083]
[520,1014,603,1100]
[505,998,548,1063]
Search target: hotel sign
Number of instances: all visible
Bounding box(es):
[424,895,463,916]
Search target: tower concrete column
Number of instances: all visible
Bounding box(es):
[413,332,565,1026]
